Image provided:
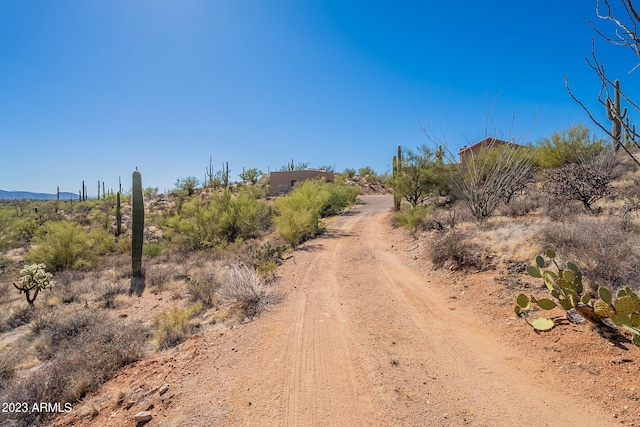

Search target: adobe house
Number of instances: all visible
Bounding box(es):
[458,137,523,166]
[267,170,335,196]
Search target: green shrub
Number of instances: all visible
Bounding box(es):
[143,243,165,257]
[24,221,114,271]
[273,180,358,248]
[273,180,329,248]
[153,303,203,349]
[323,183,359,216]
[533,123,607,168]
[394,205,433,230]
[164,189,267,250]
[358,166,378,182]
[174,176,199,196]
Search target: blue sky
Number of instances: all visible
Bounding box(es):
[0,0,637,194]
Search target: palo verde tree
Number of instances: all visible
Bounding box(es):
[392,145,448,208]
[533,123,608,168]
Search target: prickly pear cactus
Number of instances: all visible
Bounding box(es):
[515,251,640,347]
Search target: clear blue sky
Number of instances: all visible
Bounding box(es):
[0,0,636,194]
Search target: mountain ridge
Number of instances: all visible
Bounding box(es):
[0,190,80,200]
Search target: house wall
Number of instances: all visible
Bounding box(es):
[269,170,335,196]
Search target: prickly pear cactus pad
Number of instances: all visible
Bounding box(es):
[515,250,640,347]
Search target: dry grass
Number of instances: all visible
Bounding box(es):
[428,230,486,271]
[0,345,19,383]
[537,215,640,291]
[1,306,149,426]
[220,263,280,318]
[153,303,203,349]
[186,266,220,308]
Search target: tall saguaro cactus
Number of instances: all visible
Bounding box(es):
[222,161,230,188]
[130,169,145,296]
[116,191,122,237]
[392,145,403,211]
[606,79,627,152]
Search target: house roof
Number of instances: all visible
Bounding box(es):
[458,137,522,154]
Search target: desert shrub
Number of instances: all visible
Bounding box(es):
[0,346,19,383]
[429,230,484,270]
[146,264,175,291]
[153,303,203,349]
[358,166,378,182]
[393,205,433,230]
[533,123,607,168]
[186,268,220,307]
[273,180,330,248]
[274,180,357,248]
[220,263,278,317]
[256,261,279,280]
[497,192,542,217]
[52,270,82,304]
[537,216,640,290]
[0,281,10,304]
[344,168,356,178]
[544,152,619,213]
[33,308,110,359]
[425,208,461,231]
[323,183,360,216]
[174,176,200,196]
[144,186,159,198]
[2,304,38,331]
[164,189,267,250]
[24,221,115,271]
[449,143,534,221]
[143,243,165,257]
[100,282,128,308]
[239,167,262,185]
[4,313,147,426]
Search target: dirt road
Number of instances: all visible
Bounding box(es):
[54,195,620,426]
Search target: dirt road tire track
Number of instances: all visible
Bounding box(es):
[225,195,616,426]
[50,195,620,426]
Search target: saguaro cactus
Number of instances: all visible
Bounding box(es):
[116,191,122,236]
[222,161,230,188]
[130,169,145,295]
[606,79,627,152]
[393,145,403,211]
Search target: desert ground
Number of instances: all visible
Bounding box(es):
[46,195,640,427]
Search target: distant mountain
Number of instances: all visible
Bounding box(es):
[0,190,80,200]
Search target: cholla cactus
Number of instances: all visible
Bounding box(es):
[13,263,53,306]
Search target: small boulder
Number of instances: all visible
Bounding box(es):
[134,411,152,423]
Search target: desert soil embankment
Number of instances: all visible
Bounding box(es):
[53,195,629,426]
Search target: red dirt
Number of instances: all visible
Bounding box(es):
[51,195,640,426]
